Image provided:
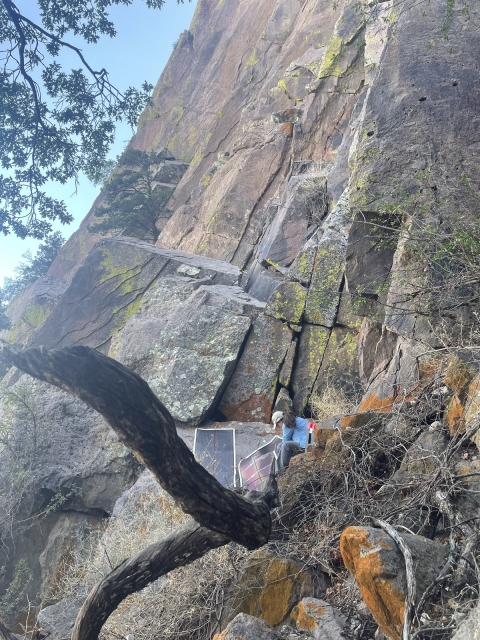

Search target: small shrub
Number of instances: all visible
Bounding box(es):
[50,477,248,640]
[308,384,358,422]
[0,559,32,624]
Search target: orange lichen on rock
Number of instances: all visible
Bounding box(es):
[314,425,337,447]
[280,122,293,136]
[293,601,327,630]
[446,393,465,436]
[357,393,394,413]
[231,549,314,628]
[444,358,480,436]
[444,355,475,395]
[340,526,406,640]
[258,557,311,626]
[340,411,381,430]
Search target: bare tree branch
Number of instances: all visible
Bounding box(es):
[0,345,272,549]
[372,518,416,640]
[72,522,229,640]
[0,618,17,640]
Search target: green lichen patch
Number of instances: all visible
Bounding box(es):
[304,242,346,327]
[265,281,307,324]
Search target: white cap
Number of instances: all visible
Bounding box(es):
[272,411,284,425]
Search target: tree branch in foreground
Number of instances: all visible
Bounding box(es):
[0,345,272,549]
[72,522,229,640]
[0,344,280,640]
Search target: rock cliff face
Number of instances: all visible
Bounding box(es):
[2,0,480,637]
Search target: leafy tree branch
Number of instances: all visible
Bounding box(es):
[0,0,169,239]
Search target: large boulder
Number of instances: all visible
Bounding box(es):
[340,526,449,640]
[111,279,263,425]
[293,598,347,640]
[219,315,293,423]
[229,548,316,628]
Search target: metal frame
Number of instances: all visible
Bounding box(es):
[193,427,237,488]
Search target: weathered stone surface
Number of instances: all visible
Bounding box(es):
[37,596,85,640]
[159,135,291,265]
[357,334,430,414]
[219,315,293,424]
[287,239,317,288]
[452,601,480,640]
[243,261,283,303]
[399,430,449,476]
[441,354,480,438]
[274,387,294,415]
[278,337,298,389]
[293,598,347,640]
[304,190,351,327]
[345,210,396,323]
[28,237,241,354]
[314,416,341,449]
[379,429,450,496]
[336,289,362,331]
[213,613,282,640]
[230,548,315,628]
[312,326,360,401]
[291,324,330,415]
[265,281,307,324]
[114,284,252,426]
[256,175,326,271]
[3,276,68,346]
[341,526,449,640]
[349,0,480,337]
[0,375,135,616]
[39,513,101,606]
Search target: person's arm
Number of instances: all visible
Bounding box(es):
[282,424,294,442]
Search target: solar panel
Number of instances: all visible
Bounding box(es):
[193,428,236,487]
[238,436,282,490]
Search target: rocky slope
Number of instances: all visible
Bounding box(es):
[2,0,480,638]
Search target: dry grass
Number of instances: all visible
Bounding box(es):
[48,474,248,640]
[272,392,480,639]
[308,384,358,422]
[48,372,480,640]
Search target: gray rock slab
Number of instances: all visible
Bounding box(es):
[295,598,347,640]
[291,324,331,415]
[37,596,85,640]
[243,261,283,303]
[219,315,293,424]
[28,237,241,353]
[304,190,350,327]
[114,285,251,426]
[218,613,283,640]
[256,175,322,270]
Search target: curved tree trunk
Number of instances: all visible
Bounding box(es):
[73,522,228,640]
[0,345,278,640]
[1,345,272,548]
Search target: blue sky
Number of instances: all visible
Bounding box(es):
[0,0,197,284]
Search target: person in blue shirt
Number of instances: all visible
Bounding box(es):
[272,410,309,471]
